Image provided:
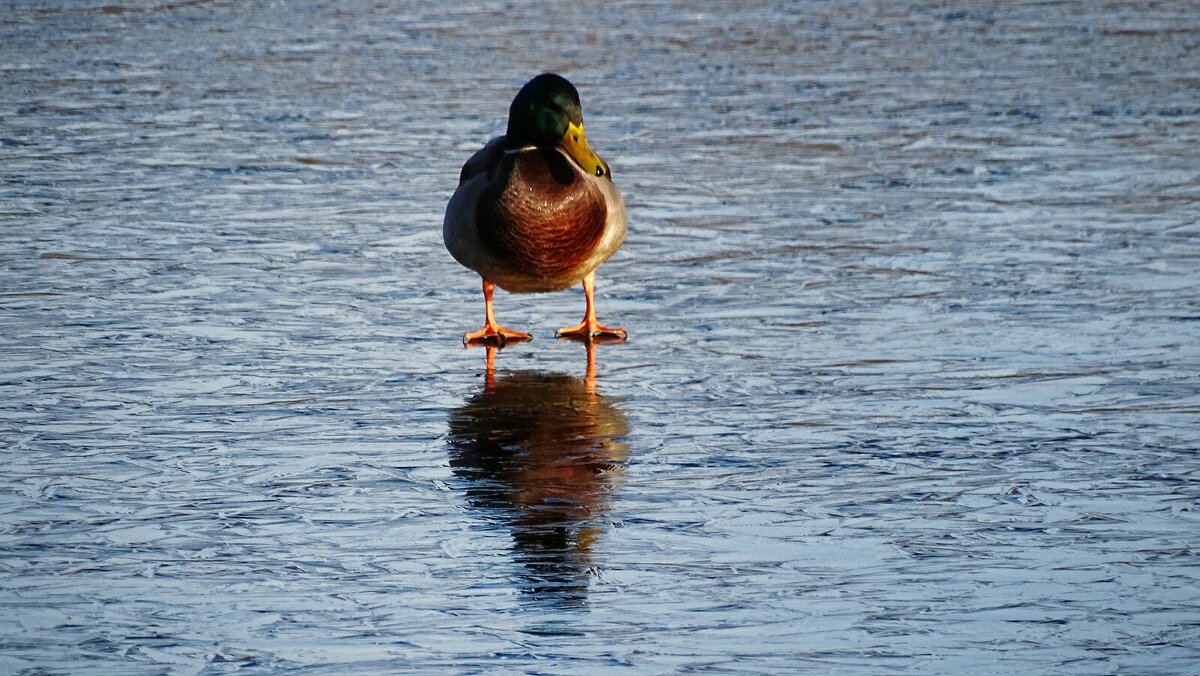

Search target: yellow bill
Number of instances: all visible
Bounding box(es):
[561,121,610,178]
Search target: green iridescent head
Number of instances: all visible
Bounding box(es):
[506,73,610,178]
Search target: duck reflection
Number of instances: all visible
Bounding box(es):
[447,344,628,607]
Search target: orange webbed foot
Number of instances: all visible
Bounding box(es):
[556,272,626,342]
[463,278,531,346]
[463,324,531,346]
[555,321,627,342]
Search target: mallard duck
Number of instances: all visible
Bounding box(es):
[444,73,627,345]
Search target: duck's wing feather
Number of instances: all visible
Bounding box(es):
[459,136,507,184]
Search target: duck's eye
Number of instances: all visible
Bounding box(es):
[595,166,604,177]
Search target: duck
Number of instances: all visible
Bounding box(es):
[444,73,627,345]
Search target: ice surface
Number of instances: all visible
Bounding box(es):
[2,0,1199,672]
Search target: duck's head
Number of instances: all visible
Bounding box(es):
[506,73,611,179]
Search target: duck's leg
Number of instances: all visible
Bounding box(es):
[556,272,626,341]
[464,279,531,345]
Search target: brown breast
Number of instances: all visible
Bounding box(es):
[476,148,607,280]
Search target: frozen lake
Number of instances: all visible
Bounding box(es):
[2,0,1199,672]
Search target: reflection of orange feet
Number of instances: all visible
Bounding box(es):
[555,321,626,342]
[463,323,531,346]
